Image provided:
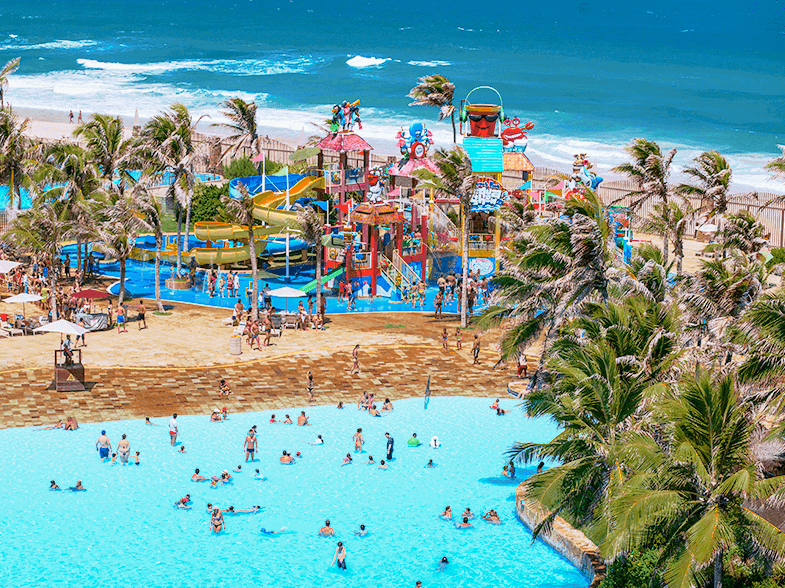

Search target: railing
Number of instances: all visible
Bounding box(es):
[468,233,496,250]
[380,254,412,293]
[391,250,420,287]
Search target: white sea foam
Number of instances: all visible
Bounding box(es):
[0,39,98,51]
[346,56,391,69]
[77,57,320,76]
[408,60,451,67]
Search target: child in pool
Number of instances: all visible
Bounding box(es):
[378,460,387,470]
[50,480,60,490]
[134,451,140,465]
[425,459,436,468]
[341,454,353,466]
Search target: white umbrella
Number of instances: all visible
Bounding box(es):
[0,260,22,274]
[33,319,87,335]
[4,292,42,318]
[267,286,307,312]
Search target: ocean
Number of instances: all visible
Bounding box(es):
[1,0,783,191]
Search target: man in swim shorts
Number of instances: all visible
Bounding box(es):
[319,520,335,536]
[95,430,111,460]
[385,432,394,460]
[136,299,147,330]
[169,413,178,446]
[244,429,257,462]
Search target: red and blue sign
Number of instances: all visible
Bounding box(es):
[470,177,509,212]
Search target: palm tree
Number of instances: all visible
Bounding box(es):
[213,97,259,158]
[641,201,694,275]
[606,369,785,588]
[733,291,785,386]
[414,147,475,326]
[676,150,732,230]
[91,195,136,305]
[74,113,134,190]
[610,242,672,303]
[221,183,261,320]
[612,139,677,264]
[128,185,165,312]
[297,206,325,316]
[0,57,21,109]
[39,143,104,272]
[477,189,616,385]
[407,74,457,143]
[764,145,785,180]
[710,210,768,257]
[5,200,72,318]
[138,103,203,277]
[0,108,36,210]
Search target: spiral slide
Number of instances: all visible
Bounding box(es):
[157,176,325,265]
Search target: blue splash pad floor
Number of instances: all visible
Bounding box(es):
[1,398,587,588]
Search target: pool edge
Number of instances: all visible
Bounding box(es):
[515,482,606,588]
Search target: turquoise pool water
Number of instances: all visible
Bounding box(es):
[0,398,587,588]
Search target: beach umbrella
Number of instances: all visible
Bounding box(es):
[71,289,110,300]
[267,285,307,312]
[316,133,373,153]
[33,319,87,336]
[0,260,22,274]
[349,202,404,226]
[289,147,321,162]
[4,292,42,318]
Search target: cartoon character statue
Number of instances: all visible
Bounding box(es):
[501,118,535,153]
[396,122,434,163]
[365,166,390,202]
[330,100,362,133]
[569,153,603,191]
[461,104,503,138]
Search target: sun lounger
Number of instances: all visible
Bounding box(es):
[232,321,247,337]
[221,316,236,327]
[282,314,299,329]
[1,320,24,336]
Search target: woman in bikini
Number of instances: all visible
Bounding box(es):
[306,372,315,402]
[352,428,364,453]
[211,508,224,533]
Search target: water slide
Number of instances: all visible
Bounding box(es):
[154,176,324,265]
[297,267,345,293]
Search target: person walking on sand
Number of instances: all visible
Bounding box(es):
[136,299,147,330]
[117,304,127,333]
[69,110,74,124]
[244,429,257,462]
[455,328,462,350]
[169,413,178,446]
[472,334,481,365]
[349,344,360,375]
[441,328,448,350]
[306,371,315,402]
[77,110,83,124]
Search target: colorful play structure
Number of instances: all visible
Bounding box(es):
[122,89,635,300]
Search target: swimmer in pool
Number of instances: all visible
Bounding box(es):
[425,459,436,468]
[210,410,222,422]
[211,508,224,533]
[192,469,207,481]
[261,527,286,535]
[110,453,117,465]
[441,506,452,519]
[382,398,393,412]
[69,480,86,491]
[280,451,294,464]
[430,436,441,448]
[50,480,60,490]
[270,414,277,423]
[496,407,508,416]
[369,405,381,417]
[482,510,501,524]
[283,415,293,424]
[438,557,450,571]
[336,401,344,409]
[378,460,387,470]
[408,433,422,447]
[36,420,64,430]
[254,469,267,481]
[224,506,261,514]
[178,446,186,453]
[353,428,364,452]
[502,465,511,478]
[342,453,353,466]
[309,435,324,445]
[319,520,335,536]
[220,470,233,482]
[355,524,368,537]
[175,494,192,508]
[366,456,375,465]
[233,465,242,473]
[297,411,310,426]
[462,508,474,519]
[457,517,472,528]
[490,399,499,410]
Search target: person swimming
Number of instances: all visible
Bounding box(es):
[254,469,267,481]
[462,508,474,519]
[482,510,501,524]
[309,435,324,445]
[233,465,242,472]
[68,480,86,491]
[502,465,511,478]
[342,453,353,466]
[283,415,293,424]
[496,407,508,416]
[438,557,450,571]
[408,433,422,447]
[382,398,393,412]
[223,505,261,515]
[369,405,381,417]
[490,399,499,410]
[178,446,186,453]
[378,460,387,470]
[260,527,286,535]
[270,414,278,423]
[50,480,60,490]
[337,401,344,409]
[220,470,233,482]
[319,520,335,536]
[175,494,192,508]
[430,436,441,448]
[211,508,224,533]
[280,451,294,464]
[441,506,452,519]
[425,459,436,468]
[457,517,472,528]
[366,456,375,465]
[355,524,368,536]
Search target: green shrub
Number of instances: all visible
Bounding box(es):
[598,549,662,588]
[191,183,228,223]
[222,156,283,179]
[767,247,785,270]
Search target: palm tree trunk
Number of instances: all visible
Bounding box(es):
[176,206,183,277]
[461,203,469,328]
[248,224,258,321]
[661,228,669,266]
[183,196,192,253]
[84,241,88,276]
[118,258,126,305]
[677,253,683,275]
[316,240,322,313]
[49,246,58,319]
[76,238,82,272]
[714,552,722,588]
[155,233,164,312]
[451,110,457,144]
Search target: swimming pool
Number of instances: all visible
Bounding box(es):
[0,398,587,588]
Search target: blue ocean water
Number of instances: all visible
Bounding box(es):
[1,0,783,190]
